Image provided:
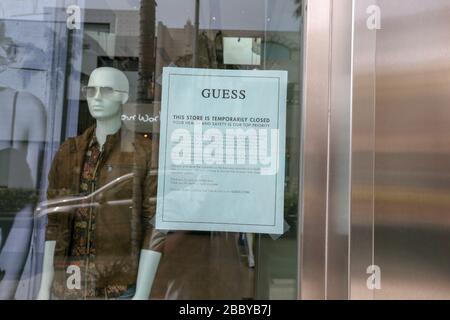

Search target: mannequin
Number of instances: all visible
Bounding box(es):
[246,233,255,268]
[37,67,162,300]
[0,23,47,299]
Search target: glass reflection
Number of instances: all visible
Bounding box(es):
[0,0,302,300]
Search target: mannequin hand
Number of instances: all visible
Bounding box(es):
[131,292,148,300]
[131,250,161,300]
[36,287,51,300]
[36,241,56,300]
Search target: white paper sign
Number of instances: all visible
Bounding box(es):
[156,67,287,234]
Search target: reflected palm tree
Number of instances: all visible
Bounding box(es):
[138,0,156,103]
[294,0,303,18]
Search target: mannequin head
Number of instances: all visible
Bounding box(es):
[85,67,129,121]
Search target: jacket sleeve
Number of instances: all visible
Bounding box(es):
[141,144,166,253]
[45,140,72,242]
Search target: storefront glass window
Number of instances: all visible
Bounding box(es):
[0,0,302,300]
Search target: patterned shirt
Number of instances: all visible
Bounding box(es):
[56,136,129,299]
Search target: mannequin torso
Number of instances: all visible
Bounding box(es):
[0,86,46,299]
[0,86,46,188]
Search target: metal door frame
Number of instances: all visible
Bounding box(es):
[297,0,377,299]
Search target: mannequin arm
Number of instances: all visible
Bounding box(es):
[132,249,161,300]
[18,92,47,189]
[36,241,56,300]
[0,205,34,299]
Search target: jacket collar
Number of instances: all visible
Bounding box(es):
[72,124,123,162]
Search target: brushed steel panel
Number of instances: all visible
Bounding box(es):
[326,0,354,299]
[374,0,450,299]
[350,0,377,300]
[302,0,450,300]
[299,0,332,299]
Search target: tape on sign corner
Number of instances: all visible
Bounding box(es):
[268,220,291,240]
[150,217,170,234]
[158,229,170,235]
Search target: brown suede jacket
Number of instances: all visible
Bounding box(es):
[45,125,165,294]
